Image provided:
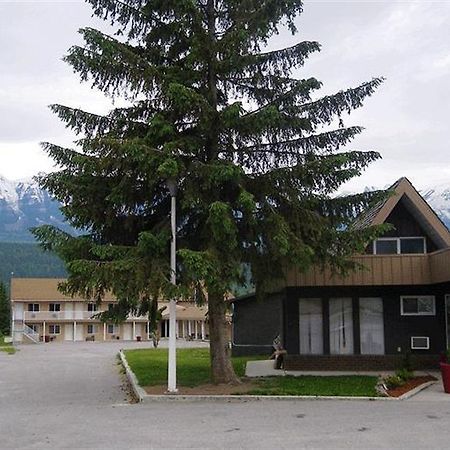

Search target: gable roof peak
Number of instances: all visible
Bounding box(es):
[354,176,450,249]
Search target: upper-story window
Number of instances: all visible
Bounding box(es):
[28,304,40,312]
[373,237,426,255]
[49,303,61,312]
[87,303,98,312]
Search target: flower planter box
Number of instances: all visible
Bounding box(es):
[440,362,450,394]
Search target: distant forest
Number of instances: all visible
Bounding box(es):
[0,242,67,288]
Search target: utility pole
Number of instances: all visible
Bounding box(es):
[167,179,178,393]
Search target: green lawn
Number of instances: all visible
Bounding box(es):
[123,348,379,396]
[248,375,378,397]
[124,348,263,387]
[0,334,16,355]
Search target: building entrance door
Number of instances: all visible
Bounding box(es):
[329,298,354,355]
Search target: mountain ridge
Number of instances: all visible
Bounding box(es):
[0,174,72,242]
[0,174,449,243]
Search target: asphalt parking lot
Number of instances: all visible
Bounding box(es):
[1,341,450,449]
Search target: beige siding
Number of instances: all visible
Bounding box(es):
[430,249,450,284]
[287,250,450,287]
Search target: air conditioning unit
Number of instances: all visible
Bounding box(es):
[411,336,430,350]
[52,313,58,318]
[31,313,36,318]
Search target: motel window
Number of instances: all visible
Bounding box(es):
[49,303,61,312]
[28,304,40,312]
[87,303,98,312]
[401,296,435,316]
[374,237,426,255]
[108,303,114,311]
[107,324,119,334]
[29,324,39,333]
[87,324,98,334]
[49,325,60,335]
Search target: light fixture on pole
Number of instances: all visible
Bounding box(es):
[166,178,178,393]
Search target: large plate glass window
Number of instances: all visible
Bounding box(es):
[329,298,353,355]
[299,298,323,355]
[401,296,435,315]
[359,298,385,355]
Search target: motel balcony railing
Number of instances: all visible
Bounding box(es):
[23,311,148,321]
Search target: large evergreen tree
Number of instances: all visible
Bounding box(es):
[0,282,10,336]
[34,0,386,383]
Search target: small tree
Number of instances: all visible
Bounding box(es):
[0,282,10,336]
[34,0,386,384]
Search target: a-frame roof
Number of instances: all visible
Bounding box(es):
[354,177,450,249]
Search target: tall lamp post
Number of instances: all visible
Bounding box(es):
[167,178,178,393]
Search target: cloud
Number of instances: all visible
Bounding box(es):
[0,0,449,193]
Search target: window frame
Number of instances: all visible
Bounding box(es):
[373,237,427,255]
[49,324,61,335]
[49,303,61,312]
[411,336,430,350]
[87,324,98,334]
[87,303,98,312]
[107,324,118,334]
[28,303,40,312]
[400,295,436,316]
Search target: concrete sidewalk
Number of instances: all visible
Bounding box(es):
[408,373,450,401]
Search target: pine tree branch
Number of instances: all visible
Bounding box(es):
[227,126,364,156]
[86,0,163,40]
[65,28,161,97]
[237,78,385,133]
[49,104,150,139]
[297,77,385,125]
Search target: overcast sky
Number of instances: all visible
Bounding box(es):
[0,0,449,192]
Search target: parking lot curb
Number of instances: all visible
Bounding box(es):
[119,350,147,403]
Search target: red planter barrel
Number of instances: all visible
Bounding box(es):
[136,336,142,342]
[440,363,450,394]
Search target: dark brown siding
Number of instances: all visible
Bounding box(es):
[231,292,283,356]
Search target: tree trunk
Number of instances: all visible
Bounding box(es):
[208,290,240,384]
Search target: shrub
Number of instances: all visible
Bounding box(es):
[396,368,414,382]
[384,375,405,390]
[401,351,415,372]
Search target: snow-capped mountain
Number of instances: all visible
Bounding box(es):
[0,175,72,242]
[421,183,450,229]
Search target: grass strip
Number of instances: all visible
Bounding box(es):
[124,348,378,396]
